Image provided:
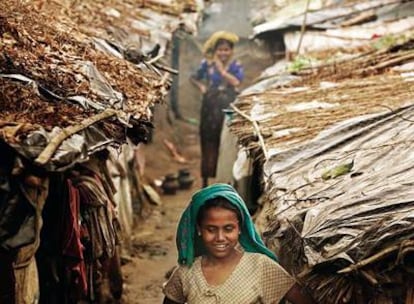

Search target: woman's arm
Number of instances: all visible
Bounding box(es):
[214,58,241,88]
[190,76,207,94]
[219,69,240,87]
[284,283,316,304]
[163,296,182,304]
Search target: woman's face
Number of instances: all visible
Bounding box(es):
[198,206,240,260]
[215,42,233,63]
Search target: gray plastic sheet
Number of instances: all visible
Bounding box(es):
[9,125,113,172]
[253,0,407,37]
[262,104,414,266]
[0,71,123,171]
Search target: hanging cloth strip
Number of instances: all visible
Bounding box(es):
[74,174,117,259]
[62,179,88,298]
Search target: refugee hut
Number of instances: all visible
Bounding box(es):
[0,0,203,303]
[228,1,414,302]
[251,0,414,59]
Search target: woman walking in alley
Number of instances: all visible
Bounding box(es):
[162,183,316,304]
[190,31,244,188]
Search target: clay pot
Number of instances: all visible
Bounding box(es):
[161,173,179,195]
[178,169,194,190]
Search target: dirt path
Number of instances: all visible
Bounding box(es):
[120,114,201,304]
[120,191,192,304]
[118,1,270,300]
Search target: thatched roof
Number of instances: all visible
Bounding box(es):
[0,0,202,170]
[229,29,414,302]
[230,39,414,161]
[258,102,414,303]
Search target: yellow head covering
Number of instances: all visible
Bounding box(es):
[202,31,239,59]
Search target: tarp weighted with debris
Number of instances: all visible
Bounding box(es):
[0,0,202,171]
[252,0,414,37]
[0,3,164,170]
[261,104,414,302]
[228,3,414,300]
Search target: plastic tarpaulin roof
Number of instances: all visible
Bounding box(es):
[261,104,414,302]
[0,0,205,171]
[252,0,409,37]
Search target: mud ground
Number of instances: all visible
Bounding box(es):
[120,109,202,304]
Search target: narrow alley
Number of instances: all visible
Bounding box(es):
[1,0,414,303]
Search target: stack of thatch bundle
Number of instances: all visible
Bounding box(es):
[137,0,200,15]
[32,0,191,40]
[229,37,414,302]
[230,39,414,162]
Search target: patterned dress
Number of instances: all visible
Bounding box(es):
[163,252,296,304]
[194,59,244,179]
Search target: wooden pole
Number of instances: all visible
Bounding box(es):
[296,0,311,55]
[34,108,118,166]
[230,104,269,160]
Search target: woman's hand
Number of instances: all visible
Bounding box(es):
[284,283,316,304]
[214,57,240,88]
[190,76,207,94]
[163,297,181,304]
[214,58,226,75]
[200,84,207,94]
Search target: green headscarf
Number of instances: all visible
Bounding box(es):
[176,183,278,266]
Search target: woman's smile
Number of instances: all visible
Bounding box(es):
[198,206,240,260]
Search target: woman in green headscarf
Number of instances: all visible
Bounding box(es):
[162,183,315,304]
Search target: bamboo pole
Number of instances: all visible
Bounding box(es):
[230,103,269,160]
[406,283,414,304]
[34,108,118,166]
[154,62,179,75]
[296,0,311,55]
[338,240,414,274]
[367,52,414,71]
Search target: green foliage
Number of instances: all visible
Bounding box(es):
[288,56,313,72]
[321,160,354,180]
[371,35,397,50]
[184,117,199,126]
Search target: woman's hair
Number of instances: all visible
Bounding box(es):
[196,196,242,225]
[213,38,234,51]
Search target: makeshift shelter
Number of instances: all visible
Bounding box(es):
[263,104,414,303]
[0,0,203,303]
[226,2,414,301]
[251,0,414,59]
